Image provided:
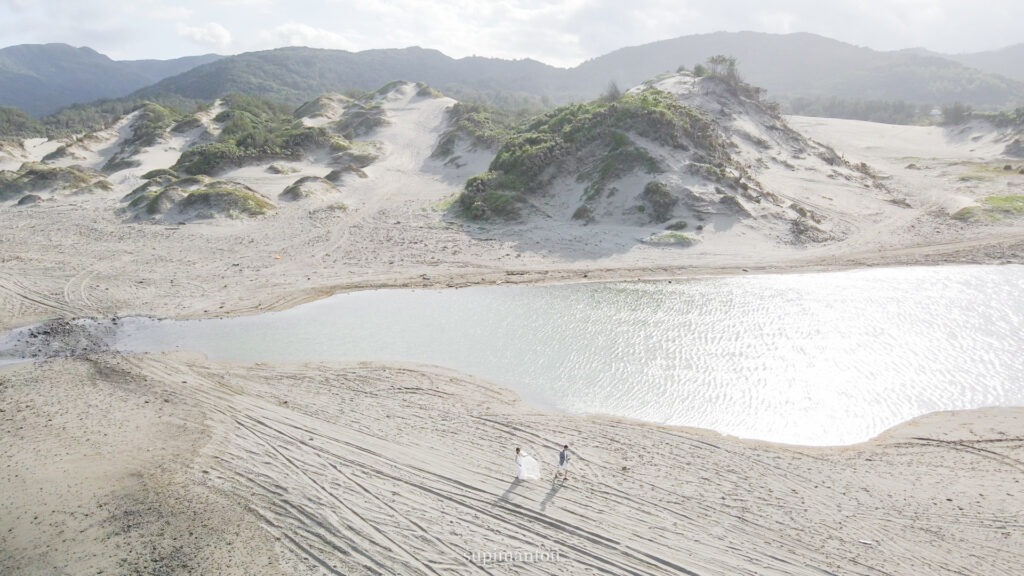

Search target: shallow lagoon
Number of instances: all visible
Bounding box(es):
[90,265,1024,445]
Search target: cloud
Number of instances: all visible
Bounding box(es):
[260,22,353,50]
[177,22,232,48]
[148,5,193,21]
[4,0,1024,63]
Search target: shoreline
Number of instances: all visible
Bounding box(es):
[3,245,1021,332]
[2,261,1021,452]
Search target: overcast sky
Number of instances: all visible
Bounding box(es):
[1,0,1021,66]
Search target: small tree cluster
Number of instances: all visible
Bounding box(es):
[941,102,973,125]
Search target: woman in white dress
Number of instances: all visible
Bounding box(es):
[515,447,540,480]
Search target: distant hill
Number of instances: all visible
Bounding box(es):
[944,44,1024,83]
[0,44,221,116]
[131,33,1024,112]
[568,32,1024,108]
[2,33,1022,122]
[134,46,566,109]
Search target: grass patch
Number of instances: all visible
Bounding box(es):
[953,195,1024,222]
[179,188,274,217]
[643,231,698,246]
[0,163,109,198]
[955,162,1023,182]
[142,168,179,180]
[432,102,519,158]
[120,176,274,220]
[579,132,661,201]
[430,194,459,212]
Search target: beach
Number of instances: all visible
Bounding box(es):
[2,99,1024,574]
[2,354,1022,574]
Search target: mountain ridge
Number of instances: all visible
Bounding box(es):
[2,33,1024,122]
[0,43,221,116]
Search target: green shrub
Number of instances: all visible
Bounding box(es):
[952,195,1024,222]
[457,172,524,219]
[142,168,178,180]
[178,188,274,217]
[642,180,677,223]
[0,106,44,139]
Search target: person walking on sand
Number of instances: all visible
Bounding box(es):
[554,444,570,481]
[515,447,540,480]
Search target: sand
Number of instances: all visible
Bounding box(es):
[2,354,1022,575]
[2,96,1024,573]
[1,108,1022,333]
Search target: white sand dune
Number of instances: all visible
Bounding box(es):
[1,104,1022,331]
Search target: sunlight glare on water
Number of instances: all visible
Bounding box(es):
[111,265,1024,445]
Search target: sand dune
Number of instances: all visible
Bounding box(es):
[2,86,1023,574]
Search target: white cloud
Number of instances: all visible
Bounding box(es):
[0,0,31,9]
[3,0,1024,63]
[260,22,353,50]
[177,22,232,48]
[148,5,193,21]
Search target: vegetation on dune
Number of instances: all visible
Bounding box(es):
[178,187,274,217]
[127,103,180,148]
[141,168,178,180]
[578,133,660,201]
[458,87,730,220]
[120,174,275,220]
[0,106,44,139]
[692,55,773,106]
[174,93,349,175]
[103,102,185,172]
[38,95,204,138]
[642,231,698,246]
[642,180,678,223]
[953,195,1024,222]
[786,96,934,125]
[431,102,521,159]
[0,162,109,199]
[334,100,387,139]
[279,176,336,201]
[460,172,524,219]
[415,83,445,99]
[294,94,347,119]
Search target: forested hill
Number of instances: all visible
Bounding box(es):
[567,32,1024,108]
[0,44,221,116]
[2,32,1023,125]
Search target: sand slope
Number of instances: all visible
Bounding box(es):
[3,354,1022,575]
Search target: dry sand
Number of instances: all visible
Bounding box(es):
[2,354,1022,575]
[2,98,1024,573]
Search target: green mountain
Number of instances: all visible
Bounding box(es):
[134,46,565,109]
[944,44,1024,83]
[567,32,1024,108]
[3,33,1022,124]
[129,33,1024,113]
[0,44,221,116]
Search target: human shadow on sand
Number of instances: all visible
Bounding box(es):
[540,482,563,511]
[498,479,523,502]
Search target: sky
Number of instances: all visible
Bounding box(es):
[1,0,1021,66]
